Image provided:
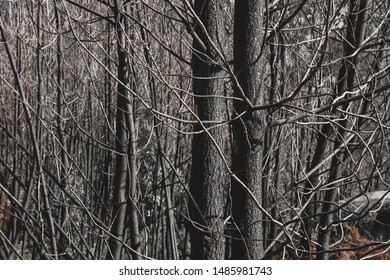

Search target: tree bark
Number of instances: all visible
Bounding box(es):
[189,0,229,260]
[231,0,266,260]
[106,1,140,260]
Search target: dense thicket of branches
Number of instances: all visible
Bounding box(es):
[1,0,390,260]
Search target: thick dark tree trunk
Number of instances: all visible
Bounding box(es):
[189,0,229,260]
[231,0,266,259]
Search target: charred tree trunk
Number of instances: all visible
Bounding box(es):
[231,0,266,259]
[189,0,229,260]
[106,1,140,260]
[316,0,369,260]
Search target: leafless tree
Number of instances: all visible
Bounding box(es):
[0,0,390,260]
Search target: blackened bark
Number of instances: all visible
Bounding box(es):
[106,1,140,260]
[106,22,128,259]
[316,0,369,260]
[231,0,266,259]
[54,1,71,254]
[189,0,229,260]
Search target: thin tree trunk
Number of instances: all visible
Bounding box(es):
[54,1,70,255]
[316,0,369,260]
[106,1,141,259]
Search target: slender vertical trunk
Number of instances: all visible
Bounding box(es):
[316,0,369,260]
[189,0,229,260]
[54,1,70,254]
[138,16,178,258]
[125,71,141,260]
[101,16,113,229]
[231,0,266,260]
[106,23,128,259]
[106,1,141,260]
